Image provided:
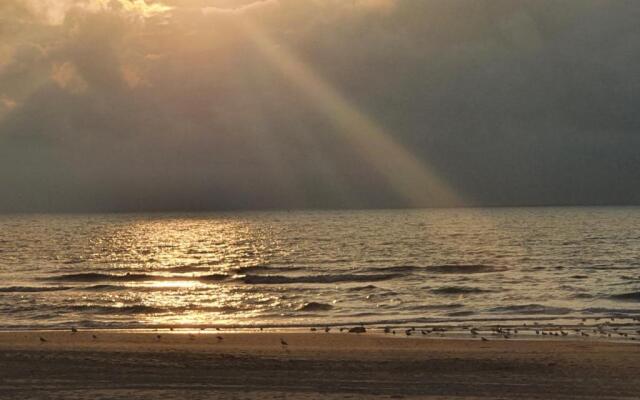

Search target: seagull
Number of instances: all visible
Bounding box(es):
[71,327,78,333]
[39,337,47,343]
[280,338,288,346]
[481,337,489,341]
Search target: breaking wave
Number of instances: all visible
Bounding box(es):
[240,273,401,284]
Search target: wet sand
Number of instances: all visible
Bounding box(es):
[1,330,639,399]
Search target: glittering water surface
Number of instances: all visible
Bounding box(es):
[0,208,639,329]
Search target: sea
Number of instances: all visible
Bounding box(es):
[1,207,639,332]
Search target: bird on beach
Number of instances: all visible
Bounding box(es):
[280,338,288,346]
[216,335,224,342]
[92,334,98,340]
[156,334,162,340]
[325,326,330,333]
[71,327,78,333]
[39,337,47,343]
[481,337,489,341]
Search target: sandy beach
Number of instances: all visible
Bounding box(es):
[0,330,638,399]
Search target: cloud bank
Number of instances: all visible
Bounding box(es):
[1,0,639,212]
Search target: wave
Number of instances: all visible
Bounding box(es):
[366,264,504,274]
[45,273,157,282]
[427,264,505,274]
[583,307,640,315]
[447,310,475,317]
[80,284,219,292]
[64,304,237,315]
[196,274,230,282]
[368,265,421,273]
[62,259,85,265]
[166,265,212,273]
[489,304,573,315]
[609,292,640,302]
[44,272,230,283]
[234,265,304,274]
[66,305,170,314]
[431,286,491,295]
[83,284,127,291]
[348,285,379,291]
[240,273,401,284]
[0,286,73,293]
[404,303,464,311]
[297,302,333,312]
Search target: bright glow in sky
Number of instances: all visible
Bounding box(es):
[1,0,639,211]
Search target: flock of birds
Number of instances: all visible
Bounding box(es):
[373,317,640,342]
[37,326,291,349]
[36,317,640,346]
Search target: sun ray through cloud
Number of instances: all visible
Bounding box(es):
[234,16,466,208]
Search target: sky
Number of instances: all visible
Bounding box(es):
[1,0,639,212]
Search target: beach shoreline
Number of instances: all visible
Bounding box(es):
[1,330,639,399]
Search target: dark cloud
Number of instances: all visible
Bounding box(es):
[1,0,639,212]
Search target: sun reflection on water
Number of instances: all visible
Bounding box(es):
[2,210,640,330]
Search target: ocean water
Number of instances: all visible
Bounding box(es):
[1,207,639,331]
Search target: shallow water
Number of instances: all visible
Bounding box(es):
[0,207,639,330]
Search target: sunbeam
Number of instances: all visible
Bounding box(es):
[235,17,466,208]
